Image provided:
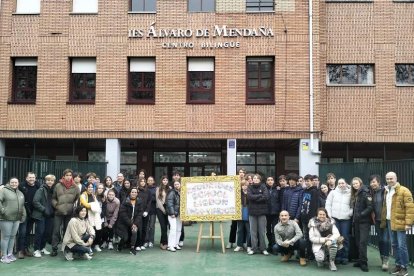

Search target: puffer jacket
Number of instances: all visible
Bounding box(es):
[117,197,144,240]
[0,185,27,222]
[325,185,353,220]
[267,185,281,215]
[282,185,303,220]
[371,186,385,222]
[247,183,270,216]
[166,189,180,216]
[380,183,414,231]
[352,185,373,224]
[52,182,80,216]
[308,218,340,253]
[32,184,54,220]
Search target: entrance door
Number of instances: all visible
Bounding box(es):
[154,164,184,183]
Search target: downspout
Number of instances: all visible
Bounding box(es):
[309,0,321,154]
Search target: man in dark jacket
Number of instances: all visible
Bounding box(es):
[282,173,303,222]
[113,173,125,197]
[266,176,281,253]
[17,171,40,258]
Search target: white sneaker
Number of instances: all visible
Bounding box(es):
[41,248,51,255]
[83,253,92,260]
[175,245,182,250]
[247,250,254,255]
[168,247,176,252]
[143,242,148,248]
[94,245,102,252]
[234,246,243,252]
[178,241,184,247]
[262,250,269,256]
[135,247,141,251]
[148,242,154,248]
[247,247,252,253]
[140,246,146,250]
[33,250,42,258]
[64,250,73,261]
[107,242,114,250]
[101,242,107,249]
[226,243,234,249]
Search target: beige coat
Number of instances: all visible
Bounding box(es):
[61,217,95,251]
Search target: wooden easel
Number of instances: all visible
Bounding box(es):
[196,221,225,253]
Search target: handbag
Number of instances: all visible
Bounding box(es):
[242,206,249,221]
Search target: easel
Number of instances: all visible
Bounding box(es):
[196,221,225,253]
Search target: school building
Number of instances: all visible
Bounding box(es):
[0,0,413,181]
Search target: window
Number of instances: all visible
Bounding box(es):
[12,58,37,103]
[188,0,215,12]
[187,58,215,104]
[396,64,414,85]
[327,64,374,85]
[70,58,96,103]
[130,0,156,12]
[16,0,40,14]
[73,0,98,13]
[237,152,275,178]
[246,57,274,104]
[128,58,155,104]
[246,0,274,12]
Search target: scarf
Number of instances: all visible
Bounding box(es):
[314,218,333,237]
[61,178,74,190]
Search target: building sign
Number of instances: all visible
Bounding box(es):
[128,22,274,49]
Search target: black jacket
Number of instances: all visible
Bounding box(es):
[19,180,41,216]
[352,185,374,224]
[267,185,281,215]
[147,186,157,215]
[117,197,144,240]
[247,183,269,216]
[138,187,151,213]
[32,184,54,220]
[166,189,180,216]
[300,186,320,224]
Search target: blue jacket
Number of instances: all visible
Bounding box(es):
[282,185,303,220]
[267,185,281,215]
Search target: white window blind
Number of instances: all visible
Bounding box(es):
[130,58,155,72]
[72,58,96,73]
[73,0,98,13]
[188,58,214,71]
[16,0,41,14]
[15,58,37,66]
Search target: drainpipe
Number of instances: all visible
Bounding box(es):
[309,0,321,154]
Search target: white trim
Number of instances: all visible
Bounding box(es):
[15,58,37,66]
[188,58,214,71]
[73,0,98,13]
[72,58,96,73]
[130,58,155,72]
[16,0,40,14]
[247,57,273,62]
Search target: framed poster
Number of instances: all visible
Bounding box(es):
[180,175,241,221]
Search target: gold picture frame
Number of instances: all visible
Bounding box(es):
[180,175,242,221]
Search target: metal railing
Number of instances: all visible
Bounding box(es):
[0,156,107,185]
[320,159,414,266]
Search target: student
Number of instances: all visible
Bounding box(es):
[326,173,336,193]
[156,176,170,250]
[119,179,132,204]
[319,184,329,208]
[166,180,182,252]
[103,176,115,196]
[265,176,281,253]
[113,173,125,197]
[137,178,151,250]
[62,205,95,261]
[351,177,373,272]
[101,189,119,250]
[32,174,56,258]
[313,175,320,189]
[273,210,306,266]
[93,183,106,251]
[171,171,185,247]
[234,180,251,253]
[51,169,80,257]
[146,176,157,248]
[247,174,269,255]
[282,173,303,222]
[73,172,83,193]
[325,178,352,265]
[0,177,26,264]
[117,188,143,255]
[227,168,246,249]
[309,208,341,271]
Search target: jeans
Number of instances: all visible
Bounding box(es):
[228,220,237,243]
[34,217,54,251]
[236,220,251,247]
[17,217,35,251]
[168,215,182,248]
[156,209,168,245]
[65,245,90,255]
[146,214,156,244]
[375,221,390,258]
[387,220,409,268]
[334,218,351,261]
[249,215,266,252]
[266,214,278,249]
[273,238,306,258]
[355,222,370,264]
[52,215,72,249]
[0,220,20,256]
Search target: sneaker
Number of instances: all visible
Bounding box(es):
[143,242,149,248]
[140,246,146,250]
[18,251,25,259]
[1,256,11,264]
[178,241,184,247]
[7,254,16,262]
[33,250,42,258]
[83,253,92,260]
[234,246,243,252]
[41,248,51,255]
[175,245,182,250]
[382,258,389,272]
[148,242,154,248]
[108,242,114,250]
[135,247,142,251]
[64,250,74,261]
[130,247,137,255]
[391,266,402,275]
[397,268,408,276]
[51,248,58,257]
[246,247,252,253]
[262,250,269,256]
[226,243,234,249]
[94,245,102,252]
[168,247,176,252]
[329,261,337,271]
[247,250,254,255]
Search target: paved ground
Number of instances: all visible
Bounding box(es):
[0,222,394,276]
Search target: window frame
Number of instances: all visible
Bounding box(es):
[128,57,156,105]
[326,64,375,86]
[188,0,216,13]
[245,57,275,105]
[15,0,41,14]
[129,0,157,13]
[11,58,38,104]
[187,58,215,104]
[246,0,275,13]
[395,64,414,86]
[69,58,96,104]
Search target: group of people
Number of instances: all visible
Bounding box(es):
[0,168,413,276]
[227,169,413,275]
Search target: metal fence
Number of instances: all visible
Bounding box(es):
[0,156,107,185]
[320,159,414,266]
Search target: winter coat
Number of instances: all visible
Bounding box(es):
[117,198,143,239]
[0,185,26,222]
[32,184,54,220]
[247,183,270,216]
[267,185,281,215]
[138,187,151,213]
[371,186,385,222]
[104,197,120,227]
[300,186,320,224]
[52,182,80,216]
[119,186,131,205]
[282,185,303,220]
[147,186,157,215]
[166,189,180,216]
[380,183,414,231]
[156,187,170,214]
[325,185,353,220]
[308,218,340,253]
[319,190,328,208]
[61,217,95,251]
[19,180,40,217]
[352,185,373,224]
[79,191,101,229]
